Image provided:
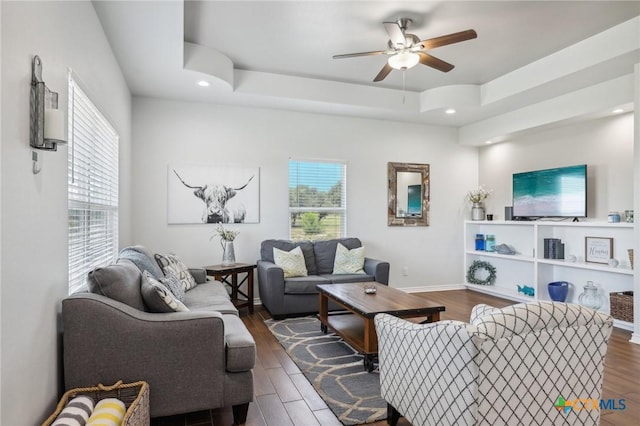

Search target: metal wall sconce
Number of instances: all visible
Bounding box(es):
[30,55,66,152]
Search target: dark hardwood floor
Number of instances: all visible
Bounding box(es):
[152,290,640,426]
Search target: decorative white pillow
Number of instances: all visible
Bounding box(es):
[273,246,308,278]
[154,253,197,291]
[141,271,189,313]
[333,243,365,274]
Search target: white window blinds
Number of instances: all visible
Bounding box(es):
[289,159,347,241]
[68,77,119,294]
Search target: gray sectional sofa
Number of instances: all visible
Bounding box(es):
[257,237,390,318]
[61,246,255,423]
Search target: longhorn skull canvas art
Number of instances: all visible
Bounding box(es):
[168,165,260,224]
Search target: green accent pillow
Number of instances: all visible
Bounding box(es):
[273,246,308,278]
[333,243,365,274]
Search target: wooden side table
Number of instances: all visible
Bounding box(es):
[205,263,256,314]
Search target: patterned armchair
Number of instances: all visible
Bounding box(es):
[375,301,613,426]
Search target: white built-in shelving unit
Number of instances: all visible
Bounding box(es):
[464,220,635,331]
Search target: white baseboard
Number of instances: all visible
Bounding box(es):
[630,332,640,345]
[393,283,467,293]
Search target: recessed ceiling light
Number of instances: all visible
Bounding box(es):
[445,108,456,114]
[197,80,211,87]
[612,108,624,114]
[485,140,493,144]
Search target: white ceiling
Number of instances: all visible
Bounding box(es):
[93,1,640,144]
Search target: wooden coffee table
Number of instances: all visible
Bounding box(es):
[317,282,445,371]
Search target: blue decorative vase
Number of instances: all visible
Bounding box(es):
[548,281,569,302]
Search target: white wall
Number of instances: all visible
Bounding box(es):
[132,97,479,293]
[633,63,640,345]
[478,113,635,221]
[1,1,131,424]
[0,1,3,417]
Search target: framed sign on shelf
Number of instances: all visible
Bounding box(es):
[585,237,613,264]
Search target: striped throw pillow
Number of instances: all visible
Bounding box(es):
[52,395,94,426]
[87,398,125,426]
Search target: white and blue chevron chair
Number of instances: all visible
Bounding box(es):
[375,301,613,426]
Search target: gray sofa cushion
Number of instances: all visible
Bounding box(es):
[118,245,164,280]
[183,282,238,315]
[222,314,256,372]
[87,259,146,311]
[314,238,362,274]
[188,268,208,284]
[284,275,331,294]
[261,239,317,275]
[320,273,375,284]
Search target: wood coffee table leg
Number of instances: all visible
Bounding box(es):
[363,318,377,352]
[364,354,375,372]
[318,293,328,333]
[362,318,379,371]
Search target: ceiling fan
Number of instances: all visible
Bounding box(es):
[333,18,477,82]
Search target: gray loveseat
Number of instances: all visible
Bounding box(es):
[257,237,390,319]
[61,246,255,424]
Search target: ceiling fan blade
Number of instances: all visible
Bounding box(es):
[383,21,406,46]
[332,50,387,59]
[418,29,477,50]
[418,52,455,72]
[373,63,393,82]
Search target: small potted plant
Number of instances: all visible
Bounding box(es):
[211,224,240,265]
[466,185,493,221]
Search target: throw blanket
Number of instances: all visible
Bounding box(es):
[52,396,94,426]
[86,398,126,426]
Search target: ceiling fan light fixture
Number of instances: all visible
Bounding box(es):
[388,52,420,70]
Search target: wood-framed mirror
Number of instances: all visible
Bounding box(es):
[388,162,430,226]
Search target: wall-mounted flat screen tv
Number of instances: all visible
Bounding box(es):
[512,164,587,219]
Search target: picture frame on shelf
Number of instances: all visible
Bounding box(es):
[585,236,613,264]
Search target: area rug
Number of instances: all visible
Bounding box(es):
[265,316,386,425]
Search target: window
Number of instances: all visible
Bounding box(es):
[289,159,346,241]
[67,77,119,294]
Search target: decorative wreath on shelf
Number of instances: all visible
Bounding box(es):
[466,260,497,286]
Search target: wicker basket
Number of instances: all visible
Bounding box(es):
[42,381,149,426]
[610,291,634,323]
